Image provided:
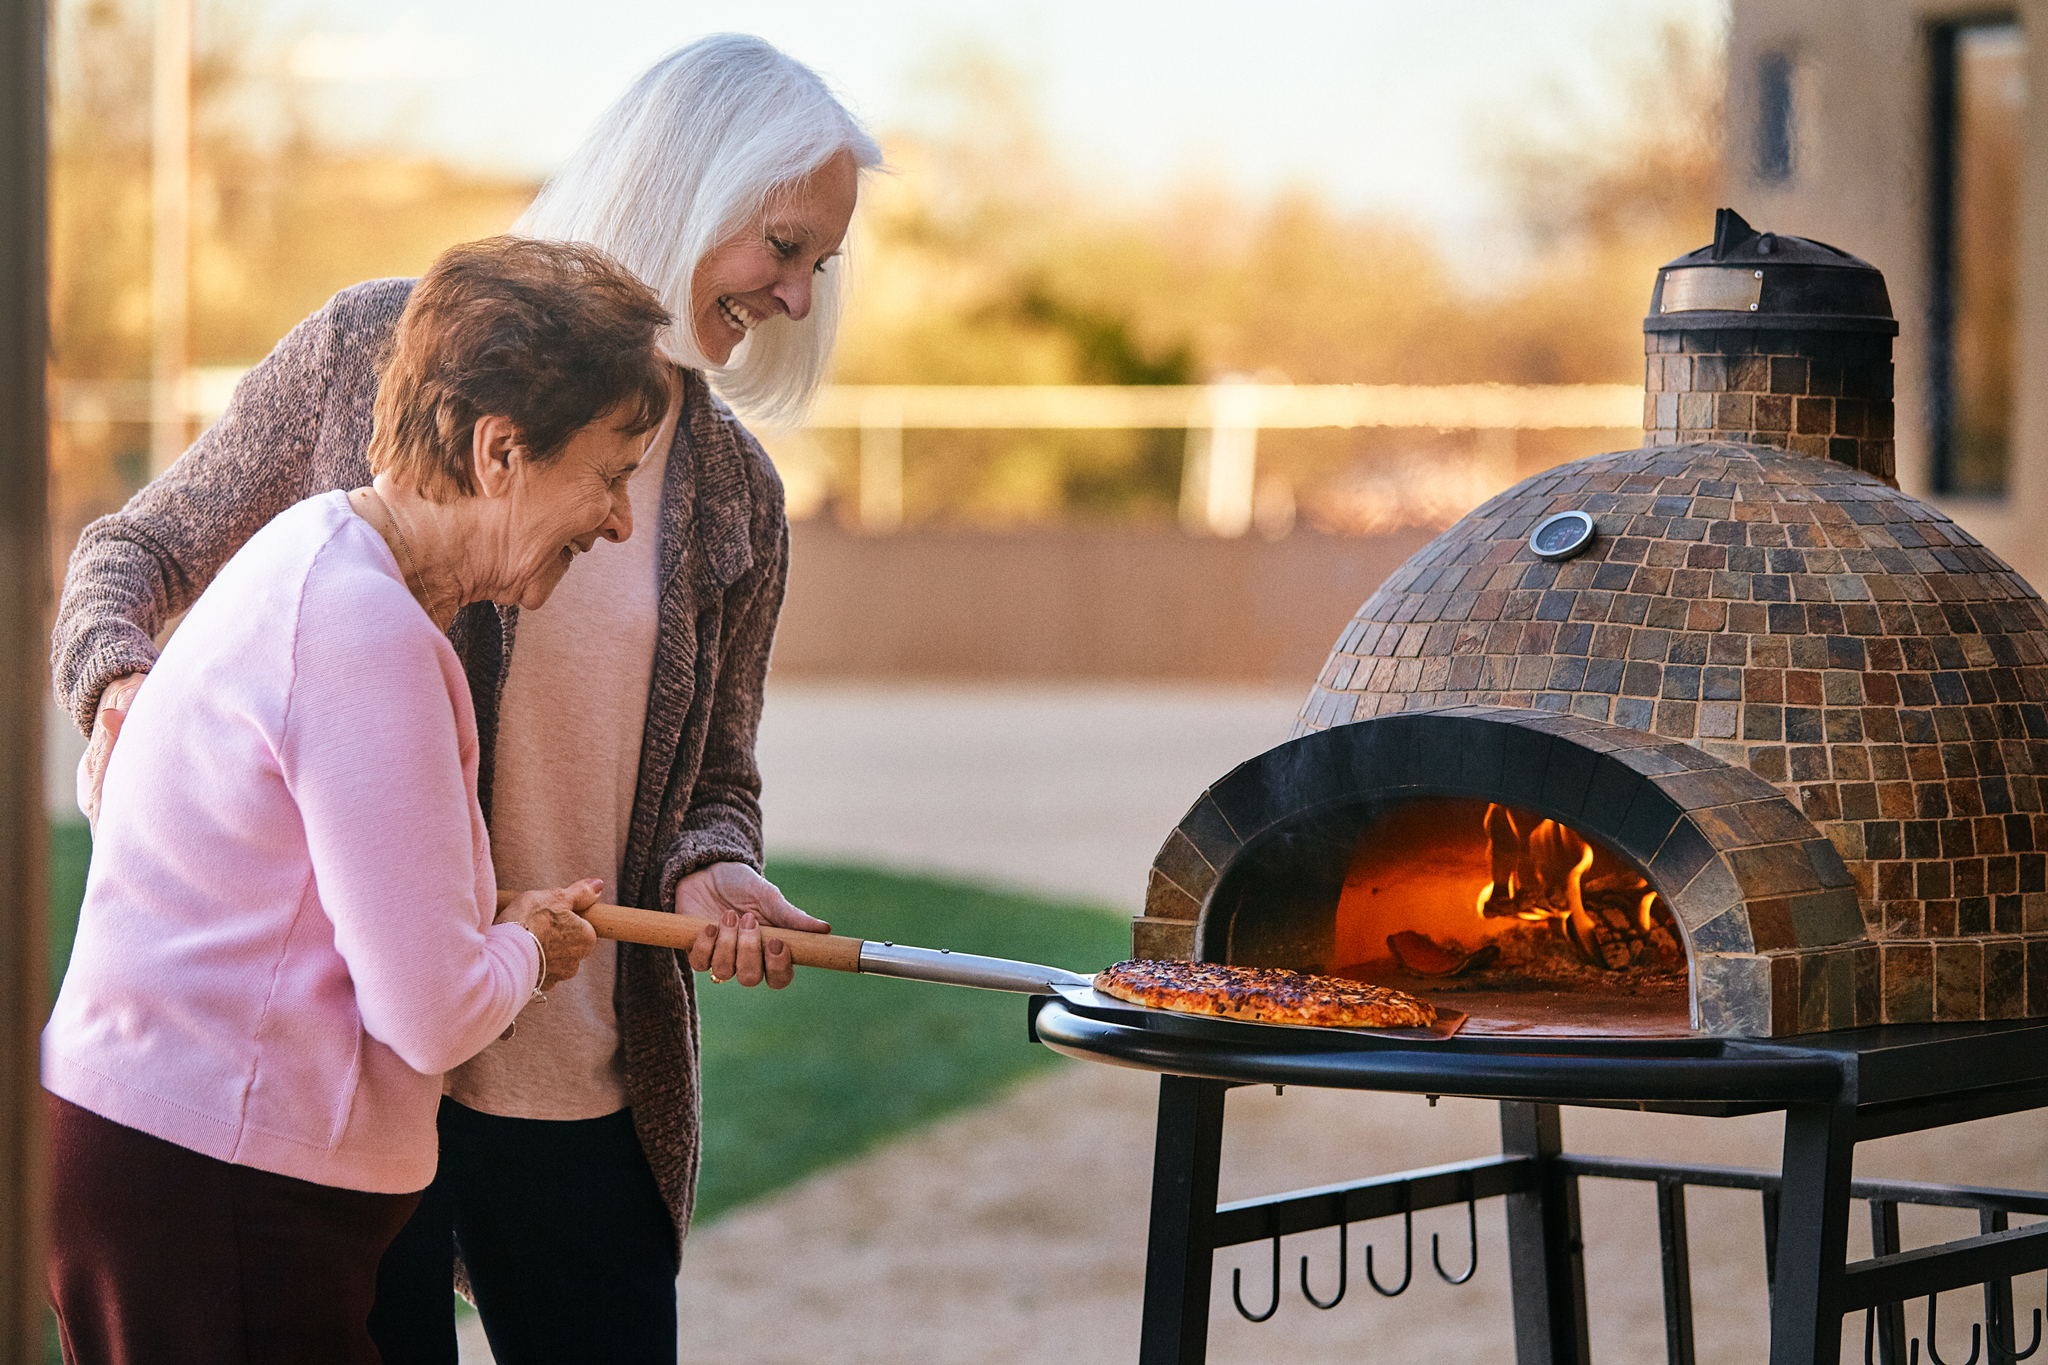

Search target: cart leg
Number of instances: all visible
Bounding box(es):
[1982,1208,2017,1359]
[1868,1201,1907,1364]
[1139,1075,1228,1365]
[1768,1102,1858,1365]
[1500,1102,1591,1365]
[1658,1177,1698,1365]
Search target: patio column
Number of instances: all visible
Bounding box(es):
[0,0,51,1353]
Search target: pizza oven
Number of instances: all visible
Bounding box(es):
[1030,212,2048,1365]
[1129,210,2048,1039]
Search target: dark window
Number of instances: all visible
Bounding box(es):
[1930,19,2025,496]
[1755,52,1799,183]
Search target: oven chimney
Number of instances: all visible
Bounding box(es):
[1643,207,1899,486]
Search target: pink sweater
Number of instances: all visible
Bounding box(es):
[43,491,540,1194]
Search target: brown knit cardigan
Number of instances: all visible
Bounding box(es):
[50,278,790,1263]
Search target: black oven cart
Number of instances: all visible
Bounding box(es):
[1030,995,2048,1365]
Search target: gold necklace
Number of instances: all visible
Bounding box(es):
[366,488,424,594]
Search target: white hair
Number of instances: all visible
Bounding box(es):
[514,35,882,425]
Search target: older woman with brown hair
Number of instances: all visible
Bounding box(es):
[44,236,669,1364]
[52,33,882,1365]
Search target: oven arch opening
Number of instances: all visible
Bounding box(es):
[1147,706,1871,1037]
[1200,793,1696,1036]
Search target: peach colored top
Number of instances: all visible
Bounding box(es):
[446,432,670,1120]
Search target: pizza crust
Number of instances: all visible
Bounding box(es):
[1093,960,1435,1029]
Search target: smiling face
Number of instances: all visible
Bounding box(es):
[499,405,653,610]
[689,148,860,365]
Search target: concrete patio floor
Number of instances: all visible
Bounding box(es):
[427,681,2048,1365]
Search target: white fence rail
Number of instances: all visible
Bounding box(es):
[54,376,1643,536]
[804,382,1641,431]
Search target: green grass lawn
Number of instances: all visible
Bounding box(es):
[694,860,1129,1222]
[46,820,90,1003]
[42,821,1129,1234]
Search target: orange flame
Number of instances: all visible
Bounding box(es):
[1471,802,1682,972]
[1476,803,1596,925]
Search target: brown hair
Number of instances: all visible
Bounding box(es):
[368,237,672,500]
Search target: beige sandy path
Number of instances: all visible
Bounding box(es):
[751,681,1307,912]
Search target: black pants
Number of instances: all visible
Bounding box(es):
[46,1092,419,1365]
[369,1098,676,1365]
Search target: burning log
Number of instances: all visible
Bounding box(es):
[1475,805,1680,973]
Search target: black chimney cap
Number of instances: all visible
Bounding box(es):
[1645,208,1898,335]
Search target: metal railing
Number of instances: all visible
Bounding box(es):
[53,376,1644,535]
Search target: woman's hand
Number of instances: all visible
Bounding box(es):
[677,863,829,990]
[498,879,602,990]
[80,672,147,833]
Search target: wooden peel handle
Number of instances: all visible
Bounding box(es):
[494,892,864,973]
[586,903,866,972]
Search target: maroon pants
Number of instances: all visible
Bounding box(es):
[45,1093,421,1365]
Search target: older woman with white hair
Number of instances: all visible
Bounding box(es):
[52,33,881,1365]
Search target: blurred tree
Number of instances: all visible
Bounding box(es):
[1474,15,1727,379]
[47,0,536,548]
[1483,17,1725,258]
[829,26,1723,527]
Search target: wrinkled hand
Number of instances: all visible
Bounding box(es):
[497,878,602,990]
[677,863,829,990]
[80,672,147,833]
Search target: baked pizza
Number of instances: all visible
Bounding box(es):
[1092,960,1435,1029]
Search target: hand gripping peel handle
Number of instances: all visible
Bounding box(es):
[503,894,1093,994]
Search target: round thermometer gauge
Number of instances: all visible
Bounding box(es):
[1529,510,1596,562]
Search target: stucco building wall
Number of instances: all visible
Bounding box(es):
[1728,0,2048,586]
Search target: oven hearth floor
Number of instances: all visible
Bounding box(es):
[1434,992,1690,1038]
[1381,981,1693,1038]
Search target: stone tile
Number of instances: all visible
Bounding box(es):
[1649,818,1717,888]
[1729,842,1824,896]
[1744,897,1798,950]
[1696,953,1773,1035]
[2031,940,2048,1015]
[1673,854,1742,927]
[1934,941,1985,1021]
[1131,917,1195,960]
[1150,828,1219,904]
[1771,952,1803,1033]
[1143,871,1201,922]
[1688,903,1754,953]
[1986,939,2027,1019]
[1883,943,1934,1023]
[1853,943,1882,1025]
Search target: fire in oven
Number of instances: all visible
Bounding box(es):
[1155,704,1867,1039]
[1335,796,1688,1023]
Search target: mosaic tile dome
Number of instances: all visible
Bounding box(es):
[1292,441,2048,1024]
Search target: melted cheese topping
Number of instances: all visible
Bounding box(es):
[1093,960,1434,1029]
